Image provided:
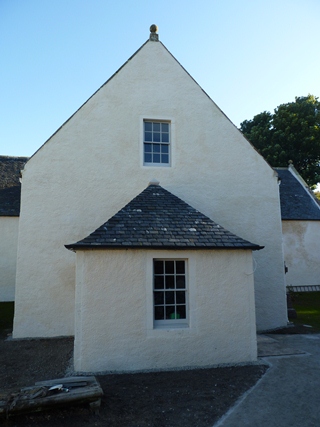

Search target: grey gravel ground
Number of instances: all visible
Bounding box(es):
[0,334,267,427]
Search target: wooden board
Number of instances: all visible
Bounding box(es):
[0,376,103,417]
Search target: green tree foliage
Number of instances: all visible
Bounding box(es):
[240,95,320,187]
[315,191,320,201]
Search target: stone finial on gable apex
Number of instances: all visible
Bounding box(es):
[149,24,159,41]
[148,178,160,186]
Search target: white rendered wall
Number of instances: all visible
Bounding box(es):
[0,217,19,301]
[74,249,257,373]
[13,39,287,338]
[282,221,320,287]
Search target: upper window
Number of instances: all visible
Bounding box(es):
[144,121,170,166]
[153,259,188,327]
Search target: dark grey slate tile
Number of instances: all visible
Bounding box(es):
[275,168,320,220]
[0,156,28,216]
[66,184,262,251]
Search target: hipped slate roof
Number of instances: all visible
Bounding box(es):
[0,156,28,216]
[275,168,320,220]
[66,184,262,251]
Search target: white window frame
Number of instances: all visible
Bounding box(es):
[153,258,188,329]
[141,118,173,167]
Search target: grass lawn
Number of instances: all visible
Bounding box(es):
[0,302,14,335]
[290,292,320,331]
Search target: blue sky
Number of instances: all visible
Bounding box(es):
[1,0,320,157]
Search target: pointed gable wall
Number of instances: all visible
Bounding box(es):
[14,36,287,338]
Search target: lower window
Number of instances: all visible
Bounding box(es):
[153,259,188,327]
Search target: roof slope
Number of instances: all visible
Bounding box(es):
[66,184,262,251]
[0,156,28,216]
[275,168,320,220]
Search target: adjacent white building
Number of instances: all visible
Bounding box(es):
[13,27,288,372]
[276,165,320,291]
[0,156,28,302]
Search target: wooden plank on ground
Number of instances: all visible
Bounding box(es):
[0,376,103,417]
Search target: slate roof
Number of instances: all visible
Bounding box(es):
[66,184,263,251]
[275,168,320,220]
[0,156,28,216]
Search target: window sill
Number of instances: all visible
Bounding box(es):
[143,163,171,167]
[154,323,189,330]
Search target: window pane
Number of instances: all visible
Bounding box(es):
[165,291,174,304]
[161,133,169,143]
[176,276,185,289]
[154,261,164,274]
[161,144,169,154]
[165,275,174,289]
[169,310,180,320]
[144,121,171,166]
[165,306,175,319]
[144,153,152,163]
[161,154,169,164]
[155,306,164,320]
[165,261,174,274]
[145,132,152,142]
[154,276,164,289]
[176,291,185,304]
[154,291,164,305]
[176,261,185,274]
[176,305,186,319]
[161,123,169,132]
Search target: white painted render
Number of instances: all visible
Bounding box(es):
[282,221,320,288]
[74,249,257,373]
[13,38,287,339]
[0,217,19,301]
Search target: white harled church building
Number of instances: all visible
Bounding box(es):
[10,26,288,372]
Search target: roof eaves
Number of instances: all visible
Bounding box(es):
[65,243,264,251]
[282,218,320,222]
[0,213,19,217]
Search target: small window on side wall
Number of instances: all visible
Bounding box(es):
[144,121,170,166]
[153,259,188,328]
